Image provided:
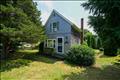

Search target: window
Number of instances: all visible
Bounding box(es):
[65,36,69,44]
[47,40,53,48]
[52,22,59,32]
[53,22,57,32]
[47,39,56,48]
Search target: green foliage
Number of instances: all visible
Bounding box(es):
[0,59,31,72]
[104,47,118,56]
[91,36,97,49]
[82,41,88,46]
[66,45,95,66]
[117,49,120,55]
[0,0,46,58]
[97,38,102,49]
[85,32,92,47]
[39,42,44,54]
[84,31,100,49]
[43,48,55,56]
[82,0,120,56]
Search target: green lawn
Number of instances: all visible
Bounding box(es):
[0,50,120,80]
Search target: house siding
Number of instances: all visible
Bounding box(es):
[45,11,71,34]
[71,34,80,46]
[45,10,81,55]
[46,34,71,54]
[45,10,72,54]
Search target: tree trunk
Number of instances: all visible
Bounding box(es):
[2,37,11,59]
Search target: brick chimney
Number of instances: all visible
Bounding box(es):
[80,18,84,44]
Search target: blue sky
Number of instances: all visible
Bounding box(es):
[34,1,94,33]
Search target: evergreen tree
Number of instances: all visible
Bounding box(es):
[91,35,97,49]
[82,0,120,56]
[97,37,102,49]
[0,0,46,59]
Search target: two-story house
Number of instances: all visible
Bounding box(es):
[44,10,81,55]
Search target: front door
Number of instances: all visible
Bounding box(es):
[57,37,64,53]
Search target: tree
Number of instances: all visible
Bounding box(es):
[82,0,120,56]
[85,32,92,47]
[0,0,46,59]
[97,37,102,49]
[84,30,97,49]
[91,35,97,49]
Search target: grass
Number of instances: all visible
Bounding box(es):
[0,50,120,80]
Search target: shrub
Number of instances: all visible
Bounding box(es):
[82,41,88,46]
[104,46,118,56]
[117,49,120,55]
[43,48,55,56]
[39,42,44,54]
[97,38,102,49]
[66,45,95,66]
[103,39,118,56]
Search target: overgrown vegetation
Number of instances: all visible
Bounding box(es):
[84,29,102,50]
[43,48,55,55]
[66,45,95,66]
[117,49,120,55]
[38,42,55,56]
[1,49,120,80]
[82,0,120,56]
[39,42,44,54]
[0,0,46,59]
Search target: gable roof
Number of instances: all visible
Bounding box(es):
[45,9,81,33]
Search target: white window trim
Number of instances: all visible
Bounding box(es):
[47,39,56,48]
[52,22,58,32]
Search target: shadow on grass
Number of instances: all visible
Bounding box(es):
[0,50,61,72]
[63,60,81,67]
[98,54,111,58]
[22,53,61,64]
[99,54,118,58]
[0,59,31,72]
[63,64,120,80]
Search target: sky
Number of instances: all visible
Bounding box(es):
[34,1,94,33]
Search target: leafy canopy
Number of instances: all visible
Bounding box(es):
[0,0,46,43]
[82,0,120,56]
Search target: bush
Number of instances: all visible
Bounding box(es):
[39,42,44,54]
[103,39,118,56]
[82,41,88,46]
[104,46,118,56]
[66,45,95,66]
[117,49,120,55]
[43,48,55,56]
[97,38,102,49]
[38,42,55,56]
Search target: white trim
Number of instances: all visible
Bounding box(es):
[44,40,47,48]
[44,10,80,34]
[56,37,64,54]
[52,22,58,32]
[47,39,56,48]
